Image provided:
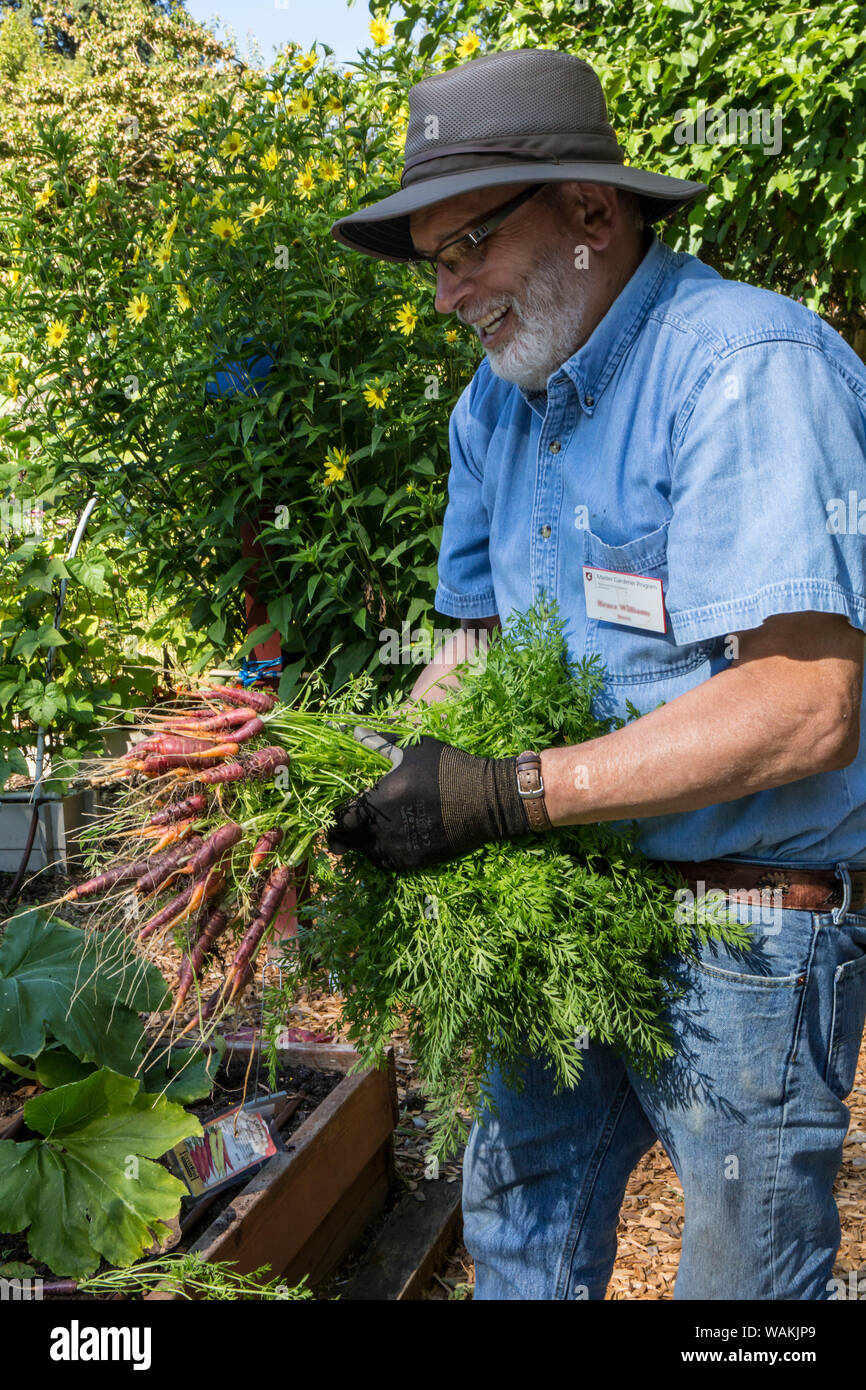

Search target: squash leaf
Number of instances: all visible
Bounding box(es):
[0,911,169,1072]
[0,1068,201,1278]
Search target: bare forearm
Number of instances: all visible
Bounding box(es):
[541,636,861,826]
[410,616,501,704]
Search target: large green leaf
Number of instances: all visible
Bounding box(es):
[0,911,169,1072]
[0,1068,201,1277]
[35,1041,221,1104]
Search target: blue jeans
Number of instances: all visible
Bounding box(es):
[462,901,866,1300]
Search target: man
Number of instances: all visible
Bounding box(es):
[329,48,866,1300]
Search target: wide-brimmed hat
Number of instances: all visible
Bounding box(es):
[331,48,706,263]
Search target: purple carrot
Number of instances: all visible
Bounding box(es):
[174,906,232,1010]
[134,835,203,895]
[148,794,209,827]
[199,686,276,713]
[250,827,284,870]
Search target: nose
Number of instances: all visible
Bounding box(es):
[434,265,476,316]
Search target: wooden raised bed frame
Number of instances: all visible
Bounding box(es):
[145,1040,399,1299]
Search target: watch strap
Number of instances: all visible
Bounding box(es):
[515,750,552,833]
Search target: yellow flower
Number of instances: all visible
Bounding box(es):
[456,31,481,58]
[261,146,279,172]
[267,89,283,105]
[45,319,69,349]
[319,156,341,182]
[107,324,119,348]
[293,91,313,116]
[295,50,317,73]
[125,294,149,325]
[193,98,212,119]
[323,446,349,486]
[132,244,141,266]
[9,268,20,286]
[294,165,316,199]
[362,378,390,410]
[243,198,272,223]
[211,216,239,243]
[207,190,225,209]
[405,482,415,495]
[161,150,176,172]
[369,16,391,46]
[154,245,171,268]
[35,182,54,209]
[79,307,88,322]
[85,175,99,199]
[174,284,192,312]
[445,329,458,343]
[394,302,418,336]
[347,177,356,189]
[6,372,20,397]
[162,212,179,241]
[220,131,246,158]
[327,95,343,114]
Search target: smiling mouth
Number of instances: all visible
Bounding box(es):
[476,306,512,347]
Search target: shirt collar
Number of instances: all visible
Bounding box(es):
[518,233,678,417]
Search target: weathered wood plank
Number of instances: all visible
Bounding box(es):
[339,1177,463,1301]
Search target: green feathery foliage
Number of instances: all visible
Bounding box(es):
[291,605,746,1158]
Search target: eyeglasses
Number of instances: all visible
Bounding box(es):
[407,183,547,286]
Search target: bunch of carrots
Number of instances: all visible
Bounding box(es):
[65,682,400,1031]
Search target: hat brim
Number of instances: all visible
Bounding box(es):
[331,163,706,262]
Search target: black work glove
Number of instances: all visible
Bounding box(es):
[327,729,532,872]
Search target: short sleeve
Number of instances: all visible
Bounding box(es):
[665,337,866,645]
[434,380,498,619]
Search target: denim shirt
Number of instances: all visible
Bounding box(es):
[434,234,866,867]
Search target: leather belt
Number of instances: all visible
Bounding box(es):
[669,860,866,913]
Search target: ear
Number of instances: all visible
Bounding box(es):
[560,182,621,251]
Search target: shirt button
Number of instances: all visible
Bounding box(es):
[540,525,551,539]
[548,440,561,454]
[585,395,595,407]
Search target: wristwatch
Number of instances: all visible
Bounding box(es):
[515,750,552,833]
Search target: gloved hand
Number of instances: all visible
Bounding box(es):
[327,729,533,872]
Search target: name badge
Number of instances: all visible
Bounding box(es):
[583,566,666,634]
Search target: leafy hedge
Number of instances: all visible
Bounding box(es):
[1,0,864,786]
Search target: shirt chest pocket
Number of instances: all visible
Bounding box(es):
[581,522,721,690]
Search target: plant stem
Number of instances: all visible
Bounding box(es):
[0,1048,39,1082]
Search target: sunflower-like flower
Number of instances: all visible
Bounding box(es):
[323,446,350,486]
[211,216,240,243]
[261,146,280,172]
[243,198,272,223]
[456,31,481,58]
[219,131,246,159]
[369,16,392,46]
[318,156,341,182]
[293,164,316,199]
[362,378,390,410]
[35,182,54,209]
[295,50,317,73]
[174,285,192,312]
[154,245,171,268]
[85,175,99,199]
[125,294,149,325]
[45,319,69,349]
[6,372,21,397]
[394,302,418,336]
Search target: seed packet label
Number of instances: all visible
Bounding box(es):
[169,1108,277,1197]
[582,566,666,633]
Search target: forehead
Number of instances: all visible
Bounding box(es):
[409,182,534,255]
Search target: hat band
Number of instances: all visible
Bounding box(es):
[401,132,624,187]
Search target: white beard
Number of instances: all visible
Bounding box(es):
[460,248,588,392]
